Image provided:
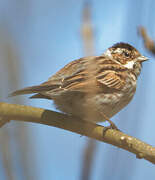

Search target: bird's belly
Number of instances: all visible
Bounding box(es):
[87,91,135,122]
[79,88,135,122]
[53,88,136,123]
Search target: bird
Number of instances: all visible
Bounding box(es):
[10,42,148,129]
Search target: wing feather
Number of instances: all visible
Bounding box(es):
[9,84,60,97]
[10,55,127,98]
[97,72,126,90]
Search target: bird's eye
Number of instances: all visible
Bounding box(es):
[124,51,130,57]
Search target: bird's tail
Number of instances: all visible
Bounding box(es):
[9,84,59,97]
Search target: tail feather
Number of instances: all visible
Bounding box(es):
[30,93,51,99]
[9,84,60,97]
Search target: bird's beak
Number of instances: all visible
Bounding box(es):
[137,56,149,62]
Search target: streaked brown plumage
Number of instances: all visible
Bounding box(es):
[10,43,148,124]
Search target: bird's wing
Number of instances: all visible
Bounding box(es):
[42,56,97,93]
[96,71,126,90]
[9,56,93,97]
[10,56,127,98]
[55,56,127,92]
[46,56,127,93]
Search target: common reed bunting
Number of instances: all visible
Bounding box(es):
[10,43,148,129]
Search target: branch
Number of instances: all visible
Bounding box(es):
[0,102,155,164]
[138,26,155,54]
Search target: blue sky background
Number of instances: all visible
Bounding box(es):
[0,0,155,179]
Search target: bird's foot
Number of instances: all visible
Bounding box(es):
[101,113,120,134]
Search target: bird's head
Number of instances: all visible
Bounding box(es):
[104,42,148,77]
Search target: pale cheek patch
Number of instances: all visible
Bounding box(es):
[104,49,112,58]
[123,61,135,69]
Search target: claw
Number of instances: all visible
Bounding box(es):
[103,124,120,135]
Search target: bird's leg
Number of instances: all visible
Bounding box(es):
[101,112,119,131]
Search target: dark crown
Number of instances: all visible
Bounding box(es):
[111,42,137,51]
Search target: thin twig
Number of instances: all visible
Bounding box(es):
[138,26,155,54]
[0,102,155,164]
[81,2,96,179]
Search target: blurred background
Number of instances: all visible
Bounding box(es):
[0,0,155,179]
